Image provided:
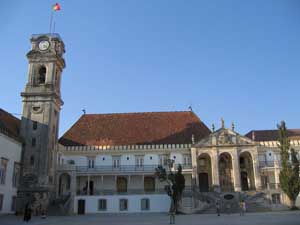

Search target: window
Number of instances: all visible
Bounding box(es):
[135,156,144,168]
[0,194,3,211]
[38,66,46,84]
[119,199,128,211]
[141,198,150,211]
[183,155,191,165]
[11,196,17,211]
[0,158,8,185]
[98,199,107,211]
[113,157,120,169]
[12,162,21,187]
[33,121,37,130]
[159,155,168,166]
[32,138,36,147]
[272,194,281,204]
[88,158,95,169]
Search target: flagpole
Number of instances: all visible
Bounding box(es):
[49,10,54,34]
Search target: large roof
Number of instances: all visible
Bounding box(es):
[245,129,300,142]
[0,108,21,142]
[59,111,211,146]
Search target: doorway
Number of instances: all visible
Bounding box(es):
[78,199,85,215]
[199,173,209,192]
[241,171,249,191]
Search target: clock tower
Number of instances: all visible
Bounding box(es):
[18,34,66,211]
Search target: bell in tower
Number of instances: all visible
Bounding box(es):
[17,33,66,213]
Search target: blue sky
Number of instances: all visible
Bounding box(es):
[1,0,300,136]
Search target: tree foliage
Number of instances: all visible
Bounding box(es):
[155,159,185,213]
[278,121,300,209]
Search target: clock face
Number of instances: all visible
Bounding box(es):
[38,40,50,51]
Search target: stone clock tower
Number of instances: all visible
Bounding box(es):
[18,34,66,211]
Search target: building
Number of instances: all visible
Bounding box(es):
[6,33,300,214]
[0,109,22,214]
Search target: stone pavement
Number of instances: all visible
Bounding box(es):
[1,211,300,225]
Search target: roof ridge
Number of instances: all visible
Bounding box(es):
[81,110,194,116]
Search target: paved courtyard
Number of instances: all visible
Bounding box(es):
[1,211,300,225]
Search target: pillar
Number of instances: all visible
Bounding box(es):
[191,148,198,188]
[274,159,280,189]
[211,150,220,192]
[232,150,241,192]
[87,175,90,195]
[252,149,262,190]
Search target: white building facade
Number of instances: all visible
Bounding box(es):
[0,109,22,214]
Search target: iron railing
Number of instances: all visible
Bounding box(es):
[58,164,192,173]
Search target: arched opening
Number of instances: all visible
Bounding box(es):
[197,153,212,192]
[144,177,155,192]
[219,152,234,192]
[38,66,46,84]
[117,177,127,193]
[239,152,255,191]
[58,173,71,196]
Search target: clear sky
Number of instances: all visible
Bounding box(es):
[1,0,300,136]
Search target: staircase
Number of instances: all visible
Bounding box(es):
[48,194,72,216]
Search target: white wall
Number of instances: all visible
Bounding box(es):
[144,154,159,165]
[170,153,183,165]
[0,133,22,214]
[74,194,170,213]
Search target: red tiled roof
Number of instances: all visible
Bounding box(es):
[245,129,300,142]
[59,111,210,146]
[0,108,21,142]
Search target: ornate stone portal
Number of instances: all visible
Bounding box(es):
[192,126,261,193]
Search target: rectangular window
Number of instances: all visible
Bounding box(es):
[183,155,191,166]
[88,158,95,169]
[0,158,8,185]
[141,198,150,211]
[119,199,128,211]
[12,162,21,187]
[159,155,168,166]
[11,196,16,211]
[272,194,281,204]
[33,121,37,130]
[135,156,144,168]
[0,194,3,211]
[32,138,36,147]
[98,199,107,211]
[113,157,120,169]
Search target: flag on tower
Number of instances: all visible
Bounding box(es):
[53,3,61,11]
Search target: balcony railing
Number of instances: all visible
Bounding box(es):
[76,186,193,196]
[58,164,192,173]
[76,188,167,196]
[259,161,276,168]
[261,183,280,190]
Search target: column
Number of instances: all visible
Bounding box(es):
[252,149,262,190]
[87,175,90,195]
[211,150,220,189]
[191,148,198,188]
[232,150,241,192]
[70,172,77,196]
[274,159,280,189]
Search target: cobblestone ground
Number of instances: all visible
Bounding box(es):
[1,211,300,225]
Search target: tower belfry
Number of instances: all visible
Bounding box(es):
[18,33,66,209]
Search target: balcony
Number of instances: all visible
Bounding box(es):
[58,164,192,174]
[76,188,166,196]
[259,161,275,168]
